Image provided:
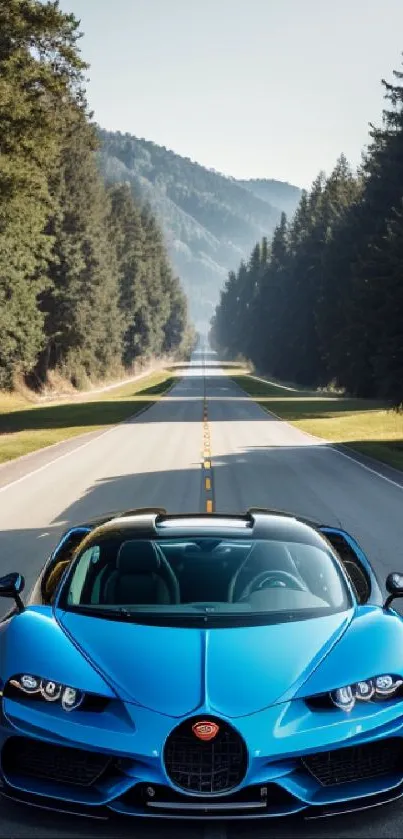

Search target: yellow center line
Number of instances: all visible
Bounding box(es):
[202,370,214,513]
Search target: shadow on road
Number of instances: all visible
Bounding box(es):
[168,361,244,371]
[1,432,402,596]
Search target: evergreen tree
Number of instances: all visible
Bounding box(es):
[108,183,147,366]
[0,2,191,390]
[370,203,403,401]
[0,0,86,385]
[39,109,122,384]
[211,56,403,404]
[339,62,403,399]
[162,271,189,355]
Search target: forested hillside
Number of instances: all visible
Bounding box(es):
[0,0,192,392]
[211,60,403,406]
[98,132,301,329]
[238,179,302,218]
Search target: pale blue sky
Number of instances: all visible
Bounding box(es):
[60,0,403,188]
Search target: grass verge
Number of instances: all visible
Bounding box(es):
[0,371,174,465]
[232,374,403,472]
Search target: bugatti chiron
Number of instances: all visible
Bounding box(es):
[1,507,403,821]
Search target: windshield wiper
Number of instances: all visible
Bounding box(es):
[68,606,137,621]
[65,605,216,625]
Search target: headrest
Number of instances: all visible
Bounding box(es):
[249,541,291,562]
[116,540,161,574]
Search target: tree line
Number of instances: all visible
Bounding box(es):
[0,1,192,391]
[210,59,403,405]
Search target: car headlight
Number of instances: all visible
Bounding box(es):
[5,674,85,712]
[308,674,403,712]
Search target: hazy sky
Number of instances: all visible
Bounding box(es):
[60,0,403,188]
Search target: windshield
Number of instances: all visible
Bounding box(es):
[61,535,352,625]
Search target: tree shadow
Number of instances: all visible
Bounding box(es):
[169,362,245,372]
[0,375,273,434]
[5,367,389,441]
[248,397,385,421]
[134,379,175,396]
[0,378,175,435]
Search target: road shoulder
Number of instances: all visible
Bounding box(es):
[232,373,403,491]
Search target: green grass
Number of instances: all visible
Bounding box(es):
[0,371,174,465]
[233,374,403,472]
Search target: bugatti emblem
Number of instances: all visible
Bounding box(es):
[192,721,220,741]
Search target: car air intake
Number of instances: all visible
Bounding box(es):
[2,737,112,787]
[164,717,247,794]
[302,737,403,786]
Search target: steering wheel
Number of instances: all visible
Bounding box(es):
[237,570,307,602]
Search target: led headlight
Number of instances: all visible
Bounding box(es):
[40,680,62,702]
[6,674,85,712]
[329,674,403,712]
[331,685,355,711]
[374,675,399,696]
[61,686,83,711]
[19,674,40,693]
[355,679,375,701]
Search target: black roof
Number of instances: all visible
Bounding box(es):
[76,508,329,549]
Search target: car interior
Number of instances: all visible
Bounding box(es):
[62,536,350,614]
[34,524,372,612]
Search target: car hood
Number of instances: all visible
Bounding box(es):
[58,609,351,717]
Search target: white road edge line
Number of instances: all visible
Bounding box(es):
[0,367,168,475]
[272,407,403,490]
[0,403,153,496]
[329,445,403,489]
[0,376,181,496]
[236,379,403,492]
[251,373,300,392]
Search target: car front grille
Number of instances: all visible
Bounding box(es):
[164,717,247,794]
[302,737,403,786]
[2,737,112,787]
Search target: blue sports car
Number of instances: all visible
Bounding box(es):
[1,507,403,822]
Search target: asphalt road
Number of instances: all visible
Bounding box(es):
[1,349,403,838]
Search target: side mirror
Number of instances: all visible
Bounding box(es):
[384,572,403,609]
[0,573,25,613]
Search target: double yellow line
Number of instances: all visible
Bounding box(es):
[202,392,214,514]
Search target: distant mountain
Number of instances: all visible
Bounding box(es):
[237,179,302,218]
[98,131,302,329]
